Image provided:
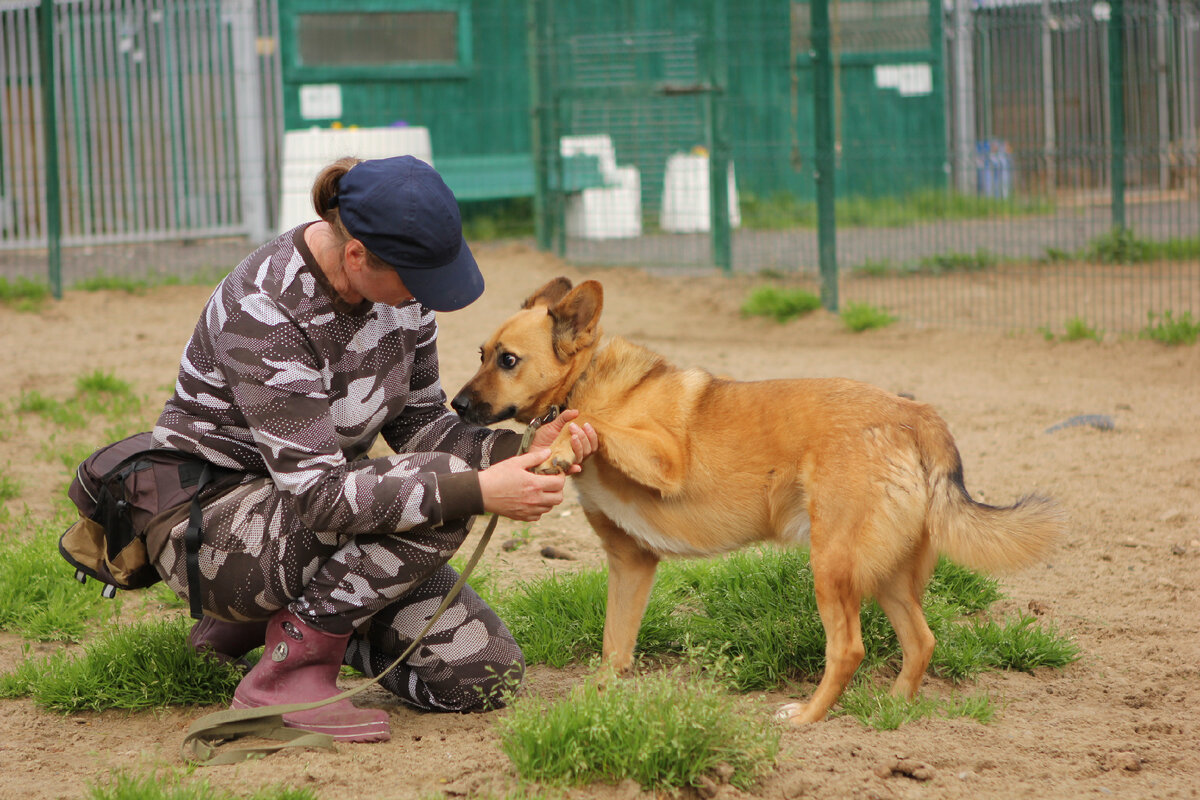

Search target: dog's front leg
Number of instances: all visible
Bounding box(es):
[586,509,660,674]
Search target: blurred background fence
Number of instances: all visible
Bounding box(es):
[2,0,1197,334]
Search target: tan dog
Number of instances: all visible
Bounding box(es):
[452,277,1065,724]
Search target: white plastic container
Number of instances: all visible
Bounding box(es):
[660,152,740,234]
[277,126,434,233]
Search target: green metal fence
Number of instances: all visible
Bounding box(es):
[530,0,1199,334]
[3,0,1197,334]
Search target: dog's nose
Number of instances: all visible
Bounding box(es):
[450,392,471,416]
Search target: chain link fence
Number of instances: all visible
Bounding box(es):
[2,0,1197,334]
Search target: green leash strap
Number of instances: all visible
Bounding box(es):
[182,410,558,766]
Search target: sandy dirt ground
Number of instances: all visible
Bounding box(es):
[0,242,1198,800]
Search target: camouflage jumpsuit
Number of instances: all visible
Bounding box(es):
[149,225,523,712]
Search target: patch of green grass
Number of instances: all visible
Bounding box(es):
[76,370,135,395]
[851,249,998,276]
[2,616,242,712]
[0,470,20,503]
[0,521,108,641]
[0,276,51,311]
[15,390,88,428]
[1087,227,1151,264]
[497,667,779,791]
[917,249,999,273]
[15,369,146,435]
[499,548,1078,719]
[497,568,683,668]
[86,770,318,800]
[741,286,822,323]
[923,558,1004,613]
[853,258,899,276]
[1062,317,1103,342]
[833,682,994,730]
[942,613,1080,674]
[740,190,1053,231]
[841,302,896,331]
[1141,310,1199,346]
[1042,229,1200,264]
[739,191,817,229]
[72,274,151,294]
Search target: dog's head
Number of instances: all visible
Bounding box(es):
[451,277,604,425]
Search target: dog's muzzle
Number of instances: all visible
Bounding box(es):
[450,391,515,425]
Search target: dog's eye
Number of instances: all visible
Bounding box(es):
[498,352,519,370]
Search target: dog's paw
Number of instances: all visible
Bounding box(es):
[534,443,576,475]
[533,460,566,475]
[775,701,820,725]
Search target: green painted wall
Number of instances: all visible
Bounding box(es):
[278,0,947,203]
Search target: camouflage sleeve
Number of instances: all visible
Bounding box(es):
[214,293,457,535]
[380,310,522,468]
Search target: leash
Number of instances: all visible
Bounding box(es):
[181,409,559,765]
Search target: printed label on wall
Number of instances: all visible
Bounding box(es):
[299,84,343,120]
[874,64,932,97]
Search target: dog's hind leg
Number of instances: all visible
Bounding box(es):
[779,545,865,724]
[587,509,660,675]
[873,543,938,699]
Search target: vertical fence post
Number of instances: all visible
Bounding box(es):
[1108,0,1126,230]
[706,0,731,273]
[811,0,837,311]
[227,0,270,244]
[39,0,62,299]
[951,0,977,196]
[528,0,552,252]
[1040,0,1057,194]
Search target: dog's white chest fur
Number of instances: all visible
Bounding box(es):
[573,470,712,556]
[573,469,812,556]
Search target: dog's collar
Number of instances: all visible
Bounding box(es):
[520,405,562,452]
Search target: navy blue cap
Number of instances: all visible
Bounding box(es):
[335,156,484,312]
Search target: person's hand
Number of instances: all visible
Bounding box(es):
[478,449,570,522]
[529,409,598,475]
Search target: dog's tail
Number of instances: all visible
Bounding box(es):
[920,416,1065,573]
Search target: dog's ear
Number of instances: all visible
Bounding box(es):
[549,280,604,359]
[521,277,573,310]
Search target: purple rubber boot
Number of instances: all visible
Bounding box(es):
[230,607,391,742]
[188,616,268,668]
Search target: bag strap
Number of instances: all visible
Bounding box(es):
[182,410,559,765]
[183,463,215,621]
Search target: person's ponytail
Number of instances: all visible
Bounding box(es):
[311,157,362,224]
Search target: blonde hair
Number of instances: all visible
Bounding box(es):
[310,157,390,271]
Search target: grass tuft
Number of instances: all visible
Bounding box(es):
[497,667,780,791]
[1141,310,1199,346]
[86,770,318,800]
[834,682,994,730]
[852,249,999,276]
[3,616,242,712]
[0,522,108,641]
[841,302,896,331]
[1062,317,1103,342]
[741,286,822,323]
[0,276,51,311]
[740,190,1053,231]
[498,548,1078,723]
[498,568,682,668]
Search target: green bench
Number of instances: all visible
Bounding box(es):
[436,153,607,202]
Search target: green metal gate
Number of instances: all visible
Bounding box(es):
[528,0,734,271]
